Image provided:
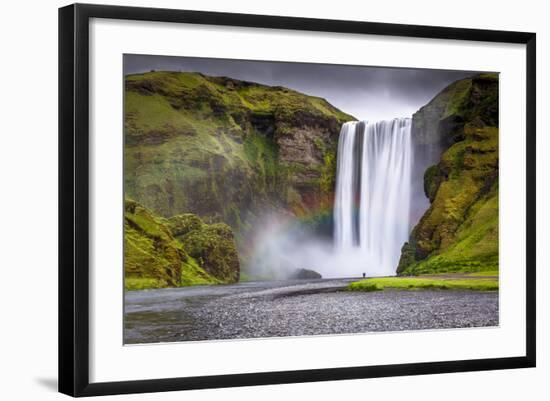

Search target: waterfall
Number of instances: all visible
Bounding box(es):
[334,118,412,276]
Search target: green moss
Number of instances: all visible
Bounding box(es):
[243,131,279,183]
[402,182,498,276]
[167,214,204,236]
[179,222,240,283]
[124,198,235,290]
[399,74,499,275]
[410,186,498,274]
[396,242,416,274]
[423,165,441,201]
[125,277,166,291]
[319,147,337,194]
[180,257,222,286]
[350,282,382,292]
[464,74,499,126]
[125,92,196,143]
[442,78,472,119]
[348,276,498,292]
[124,198,184,288]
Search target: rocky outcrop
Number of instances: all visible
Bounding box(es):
[124,198,239,290]
[167,215,240,283]
[124,71,355,235]
[398,73,499,275]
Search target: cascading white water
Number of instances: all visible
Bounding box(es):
[334,118,412,276]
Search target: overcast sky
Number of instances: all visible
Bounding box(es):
[124,54,483,121]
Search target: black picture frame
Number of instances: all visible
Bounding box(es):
[58,3,536,397]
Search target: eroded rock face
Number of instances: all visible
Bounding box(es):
[398,74,499,275]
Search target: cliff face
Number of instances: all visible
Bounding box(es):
[398,73,499,275]
[124,71,355,234]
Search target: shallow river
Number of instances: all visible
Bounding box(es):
[124,278,498,344]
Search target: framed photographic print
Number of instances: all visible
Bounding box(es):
[58,3,536,397]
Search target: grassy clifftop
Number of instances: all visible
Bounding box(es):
[398,73,499,275]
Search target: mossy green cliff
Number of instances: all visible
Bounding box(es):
[124,198,239,290]
[398,73,499,275]
[167,214,240,283]
[124,71,355,235]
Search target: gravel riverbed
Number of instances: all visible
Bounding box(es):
[124,278,499,344]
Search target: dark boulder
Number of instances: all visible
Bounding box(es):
[290,268,322,279]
